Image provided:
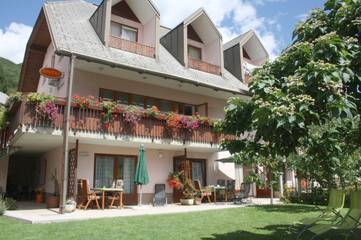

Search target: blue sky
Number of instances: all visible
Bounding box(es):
[0,0,325,63]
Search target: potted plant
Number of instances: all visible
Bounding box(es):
[194,192,202,205]
[64,198,76,213]
[47,169,60,208]
[35,186,44,204]
[180,179,195,205]
[167,171,184,190]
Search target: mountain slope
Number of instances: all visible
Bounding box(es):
[0,57,21,94]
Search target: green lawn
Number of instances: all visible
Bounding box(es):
[0,205,359,240]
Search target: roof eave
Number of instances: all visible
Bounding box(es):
[55,49,249,97]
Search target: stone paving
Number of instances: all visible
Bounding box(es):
[4,198,281,224]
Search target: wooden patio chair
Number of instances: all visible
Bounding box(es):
[108,179,124,208]
[194,179,212,203]
[77,179,100,210]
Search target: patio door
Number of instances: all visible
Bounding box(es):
[94,154,137,205]
[173,156,206,202]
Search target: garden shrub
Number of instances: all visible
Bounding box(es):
[282,187,328,206]
[4,198,17,210]
[282,187,351,207]
[0,200,7,215]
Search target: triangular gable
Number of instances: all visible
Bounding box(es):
[224,30,269,66]
[183,8,222,42]
[187,25,203,43]
[112,1,140,23]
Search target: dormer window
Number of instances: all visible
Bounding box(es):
[223,30,269,83]
[90,0,160,58]
[160,9,223,75]
[111,22,138,42]
[188,45,202,61]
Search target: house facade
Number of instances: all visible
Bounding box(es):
[0,0,270,205]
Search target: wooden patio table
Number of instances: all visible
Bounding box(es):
[92,188,124,210]
[212,186,227,204]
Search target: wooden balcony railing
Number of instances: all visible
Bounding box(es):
[188,58,221,75]
[109,36,155,58]
[0,100,232,149]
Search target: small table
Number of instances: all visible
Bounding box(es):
[212,186,227,203]
[93,188,124,210]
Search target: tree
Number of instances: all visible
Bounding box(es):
[219,0,361,190]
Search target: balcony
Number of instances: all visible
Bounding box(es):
[1,99,233,149]
[109,36,155,58]
[188,58,221,75]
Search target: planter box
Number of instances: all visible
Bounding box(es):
[46,196,59,208]
[180,199,194,205]
[194,198,202,205]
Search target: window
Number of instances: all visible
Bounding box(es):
[188,45,202,61]
[131,95,145,108]
[100,89,114,101]
[95,155,136,193]
[183,104,194,116]
[111,22,138,42]
[192,161,205,186]
[115,92,129,105]
[159,100,173,113]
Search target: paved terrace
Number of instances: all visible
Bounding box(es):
[4,198,281,224]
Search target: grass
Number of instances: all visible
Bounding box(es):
[0,205,359,240]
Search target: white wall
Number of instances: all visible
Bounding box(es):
[204,39,222,66]
[37,43,70,98]
[0,156,9,192]
[42,147,63,194]
[143,16,157,47]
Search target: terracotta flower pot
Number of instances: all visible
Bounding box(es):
[35,193,44,204]
[46,196,59,208]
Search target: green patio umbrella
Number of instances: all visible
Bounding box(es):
[134,144,150,206]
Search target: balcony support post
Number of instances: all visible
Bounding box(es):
[60,55,76,214]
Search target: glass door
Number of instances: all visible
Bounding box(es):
[94,154,137,205]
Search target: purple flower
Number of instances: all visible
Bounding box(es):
[36,101,58,121]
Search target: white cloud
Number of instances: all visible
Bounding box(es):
[153,0,280,60]
[296,13,308,22]
[0,3,281,63]
[0,22,32,64]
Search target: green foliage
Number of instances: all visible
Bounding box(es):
[219,0,361,189]
[0,107,8,129]
[283,187,329,206]
[27,92,55,104]
[3,198,17,210]
[0,57,21,94]
[0,199,7,215]
[5,91,22,108]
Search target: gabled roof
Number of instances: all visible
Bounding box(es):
[41,0,248,95]
[223,30,269,66]
[112,0,160,23]
[183,8,222,40]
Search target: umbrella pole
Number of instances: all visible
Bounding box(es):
[139,185,142,206]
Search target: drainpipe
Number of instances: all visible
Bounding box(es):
[60,55,76,214]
